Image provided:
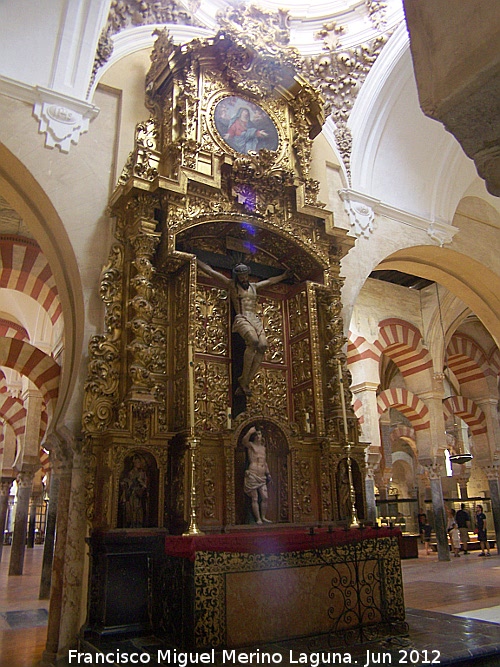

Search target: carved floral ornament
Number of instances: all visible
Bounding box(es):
[89,2,400,168]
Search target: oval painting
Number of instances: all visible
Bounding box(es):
[214,96,279,154]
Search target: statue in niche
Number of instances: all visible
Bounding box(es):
[337,459,351,521]
[119,452,149,528]
[197,259,291,397]
[242,425,272,524]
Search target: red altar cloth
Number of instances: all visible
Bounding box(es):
[165,526,399,560]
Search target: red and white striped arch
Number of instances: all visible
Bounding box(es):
[0,393,26,439]
[0,317,29,341]
[489,347,500,377]
[377,388,430,431]
[352,397,364,425]
[443,395,487,436]
[39,446,50,474]
[0,236,62,325]
[376,319,433,379]
[447,334,491,386]
[347,333,380,365]
[390,424,416,444]
[390,424,417,457]
[0,369,8,394]
[0,338,59,409]
[39,407,48,443]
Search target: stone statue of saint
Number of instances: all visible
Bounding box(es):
[197,258,291,396]
[242,425,272,524]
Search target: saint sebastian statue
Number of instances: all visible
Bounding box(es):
[242,425,271,524]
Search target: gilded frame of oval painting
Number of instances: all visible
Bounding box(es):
[208,93,284,161]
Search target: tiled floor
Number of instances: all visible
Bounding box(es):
[0,542,499,666]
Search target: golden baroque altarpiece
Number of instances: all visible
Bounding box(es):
[82,5,365,534]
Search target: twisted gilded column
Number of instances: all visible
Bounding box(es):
[126,221,161,403]
[8,469,35,575]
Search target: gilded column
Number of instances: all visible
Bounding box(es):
[0,477,14,563]
[319,440,334,521]
[224,441,235,527]
[126,218,161,403]
[8,469,35,575]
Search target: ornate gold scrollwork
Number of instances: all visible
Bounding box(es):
[83,243,124,434]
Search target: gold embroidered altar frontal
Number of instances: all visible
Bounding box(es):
[160,534,406,648]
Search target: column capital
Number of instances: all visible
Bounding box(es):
[474,396,498,408]
[421,459,444,480]
[0,477,14,496]
[482,464,500,482]
[16,469,36,488]
[418,389,445,401]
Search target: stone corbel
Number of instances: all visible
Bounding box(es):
[339,189,378,238]
[426,220,456,248]
[33,87,99,153]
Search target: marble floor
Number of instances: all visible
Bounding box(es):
[0,542,499,666]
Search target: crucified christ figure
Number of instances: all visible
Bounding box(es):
[197,259,291,397]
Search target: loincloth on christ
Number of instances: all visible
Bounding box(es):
[232,313,265,339]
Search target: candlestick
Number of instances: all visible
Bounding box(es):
[305,412,311,434]
[183,438,204,535]
[188,343,195,430]
[337,358,359,528]
[337,358,349,439]
[227,407,232,430]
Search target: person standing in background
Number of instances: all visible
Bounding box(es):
[456,503,471,555]
[475,505,491,556]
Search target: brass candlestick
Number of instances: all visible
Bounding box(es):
[337,358,360,528]
[183,438,204,536]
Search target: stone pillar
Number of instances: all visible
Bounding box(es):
[457,473,470,500]
[39,472,59,599]
[484,465,500,550]
[8,469,35,575]
[27,493,39,548]
[58,447,88,656]
[0,478,14,563]
[476,398,500,460]
[424,461,450,561]
[42,445,73,665]
[364,464,377,524]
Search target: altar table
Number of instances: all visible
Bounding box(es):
[160,526,406,648]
